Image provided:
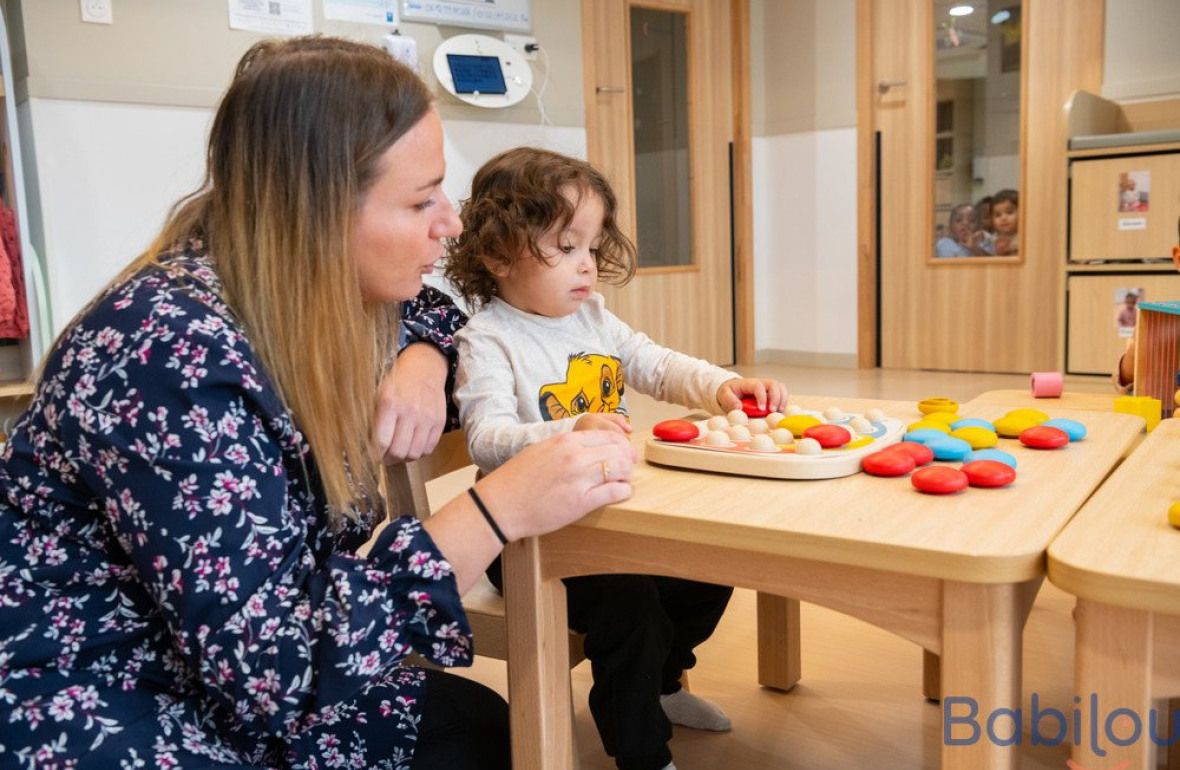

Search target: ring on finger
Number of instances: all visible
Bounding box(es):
[601,461,610,484]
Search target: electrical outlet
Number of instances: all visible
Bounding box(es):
[503,33,538,61]
[80,0,113,24]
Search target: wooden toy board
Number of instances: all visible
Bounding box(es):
[645,410,906,480]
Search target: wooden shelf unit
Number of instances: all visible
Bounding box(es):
[1063,91,1180,377]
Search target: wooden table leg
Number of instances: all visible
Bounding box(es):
[1074,600,1156,770]
[757,592,801,692]
[940,580,1024,770]
[503,536,575,770]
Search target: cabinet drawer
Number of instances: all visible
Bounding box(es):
[1066,273,1180,374]
[1069,153,1180,262]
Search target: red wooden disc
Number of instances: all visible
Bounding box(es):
[803,424,852,448]
[961,460,1017,488]
[1018,425,1069,449]
[911,466,969,495]
[652,419,699,442]
[861,450,916,477]
[740,395,770,418]
[886,441,934,466]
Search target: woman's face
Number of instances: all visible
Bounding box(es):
[352,110,462,303]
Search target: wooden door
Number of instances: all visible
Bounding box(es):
[582,0,735,365]
[864,0,1104,373]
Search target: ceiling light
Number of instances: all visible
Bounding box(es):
[949,5,974,16]
[991,9,1011,23]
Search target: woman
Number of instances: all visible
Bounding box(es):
[0,36,635,769]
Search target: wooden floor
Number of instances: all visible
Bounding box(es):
[454,365,1150,770]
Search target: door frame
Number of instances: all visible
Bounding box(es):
[856,0,1106,372]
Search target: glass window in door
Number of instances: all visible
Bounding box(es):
[631,6,693,268]
[931,1,1022,263]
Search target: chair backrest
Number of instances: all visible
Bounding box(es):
[383,430,473,521]
[380,428,588,666]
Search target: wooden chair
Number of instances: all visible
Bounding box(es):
[377,430,586,666]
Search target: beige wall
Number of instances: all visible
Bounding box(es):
[1103,0,1180,100]
[2,0,585,126]
[750,0,855,137]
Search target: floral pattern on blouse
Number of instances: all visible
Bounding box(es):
[0,243,471,769]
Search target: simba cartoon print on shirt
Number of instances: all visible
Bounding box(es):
[538,352,625,420]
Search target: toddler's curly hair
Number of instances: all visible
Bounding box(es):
[445,147,636,310]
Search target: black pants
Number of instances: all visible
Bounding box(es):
[489,560,733,770]
[410,669,511,770]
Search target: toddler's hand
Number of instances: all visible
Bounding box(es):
[716,378,788,414]
[574,413,632,434]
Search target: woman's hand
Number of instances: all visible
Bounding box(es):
[373,343,449,463]
[716,378,788,414]
[574,413,632,434]
[475,430,637,541]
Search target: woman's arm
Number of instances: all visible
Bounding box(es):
[54,287,473,740]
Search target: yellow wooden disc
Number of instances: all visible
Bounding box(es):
[1004,408,1049,424]
[839,435,875,450]
[1174,389,1180,408]
[950,426,999,449]
[778,414,822,438]
[918,397,959,415]
[994,415,1039,438]
[907,420,952,433]
[923,412,959,425]
[1169,502,1180,529]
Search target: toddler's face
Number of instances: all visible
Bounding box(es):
[494,188,604,318]
[992,200,1018,236]
[950,207,978,244]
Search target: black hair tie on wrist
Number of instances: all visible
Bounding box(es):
[468,486,508,546]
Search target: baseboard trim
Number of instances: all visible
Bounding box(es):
[754,349,859,369]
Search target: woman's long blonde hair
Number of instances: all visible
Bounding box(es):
[119,36,432,516]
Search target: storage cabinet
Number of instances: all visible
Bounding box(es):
[1061,90,1180,376]
[1066,272,1180,374]
[1069,151,1180,263]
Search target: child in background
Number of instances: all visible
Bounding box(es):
[975,195,994,238]
[1115,216,1180,392]
[447,147,788,770]
[935,203,987,257]
[990,188,1019,256]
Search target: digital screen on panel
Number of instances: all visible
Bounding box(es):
[446,53,508,95]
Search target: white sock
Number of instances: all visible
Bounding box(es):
[659,763,678,770]
[659,689,732,732]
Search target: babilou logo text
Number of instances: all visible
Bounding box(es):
[944,694,1178,755]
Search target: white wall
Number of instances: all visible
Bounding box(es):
[752,128,858,361]
[18,95,584,332]
[1103,0,1180,100]
[750,0,858,365]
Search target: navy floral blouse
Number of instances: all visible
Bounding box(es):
[0,244,470,769]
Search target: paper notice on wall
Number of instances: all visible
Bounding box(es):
[1118,218,1147,231]
[323,0,398,25]
[228,0,312,35]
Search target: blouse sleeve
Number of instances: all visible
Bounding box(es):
[400,285,467,431]
[52,285,472,740]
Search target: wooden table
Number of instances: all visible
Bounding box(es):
[966,388,1120,413]
[502,395,1143,769]
[1048,418,1180,769]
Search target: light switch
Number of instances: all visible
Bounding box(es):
[80,0,113,24]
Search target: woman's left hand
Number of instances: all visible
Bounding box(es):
[373,342,449,463]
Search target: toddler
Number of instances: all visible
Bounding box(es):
[989,188,1019,256]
